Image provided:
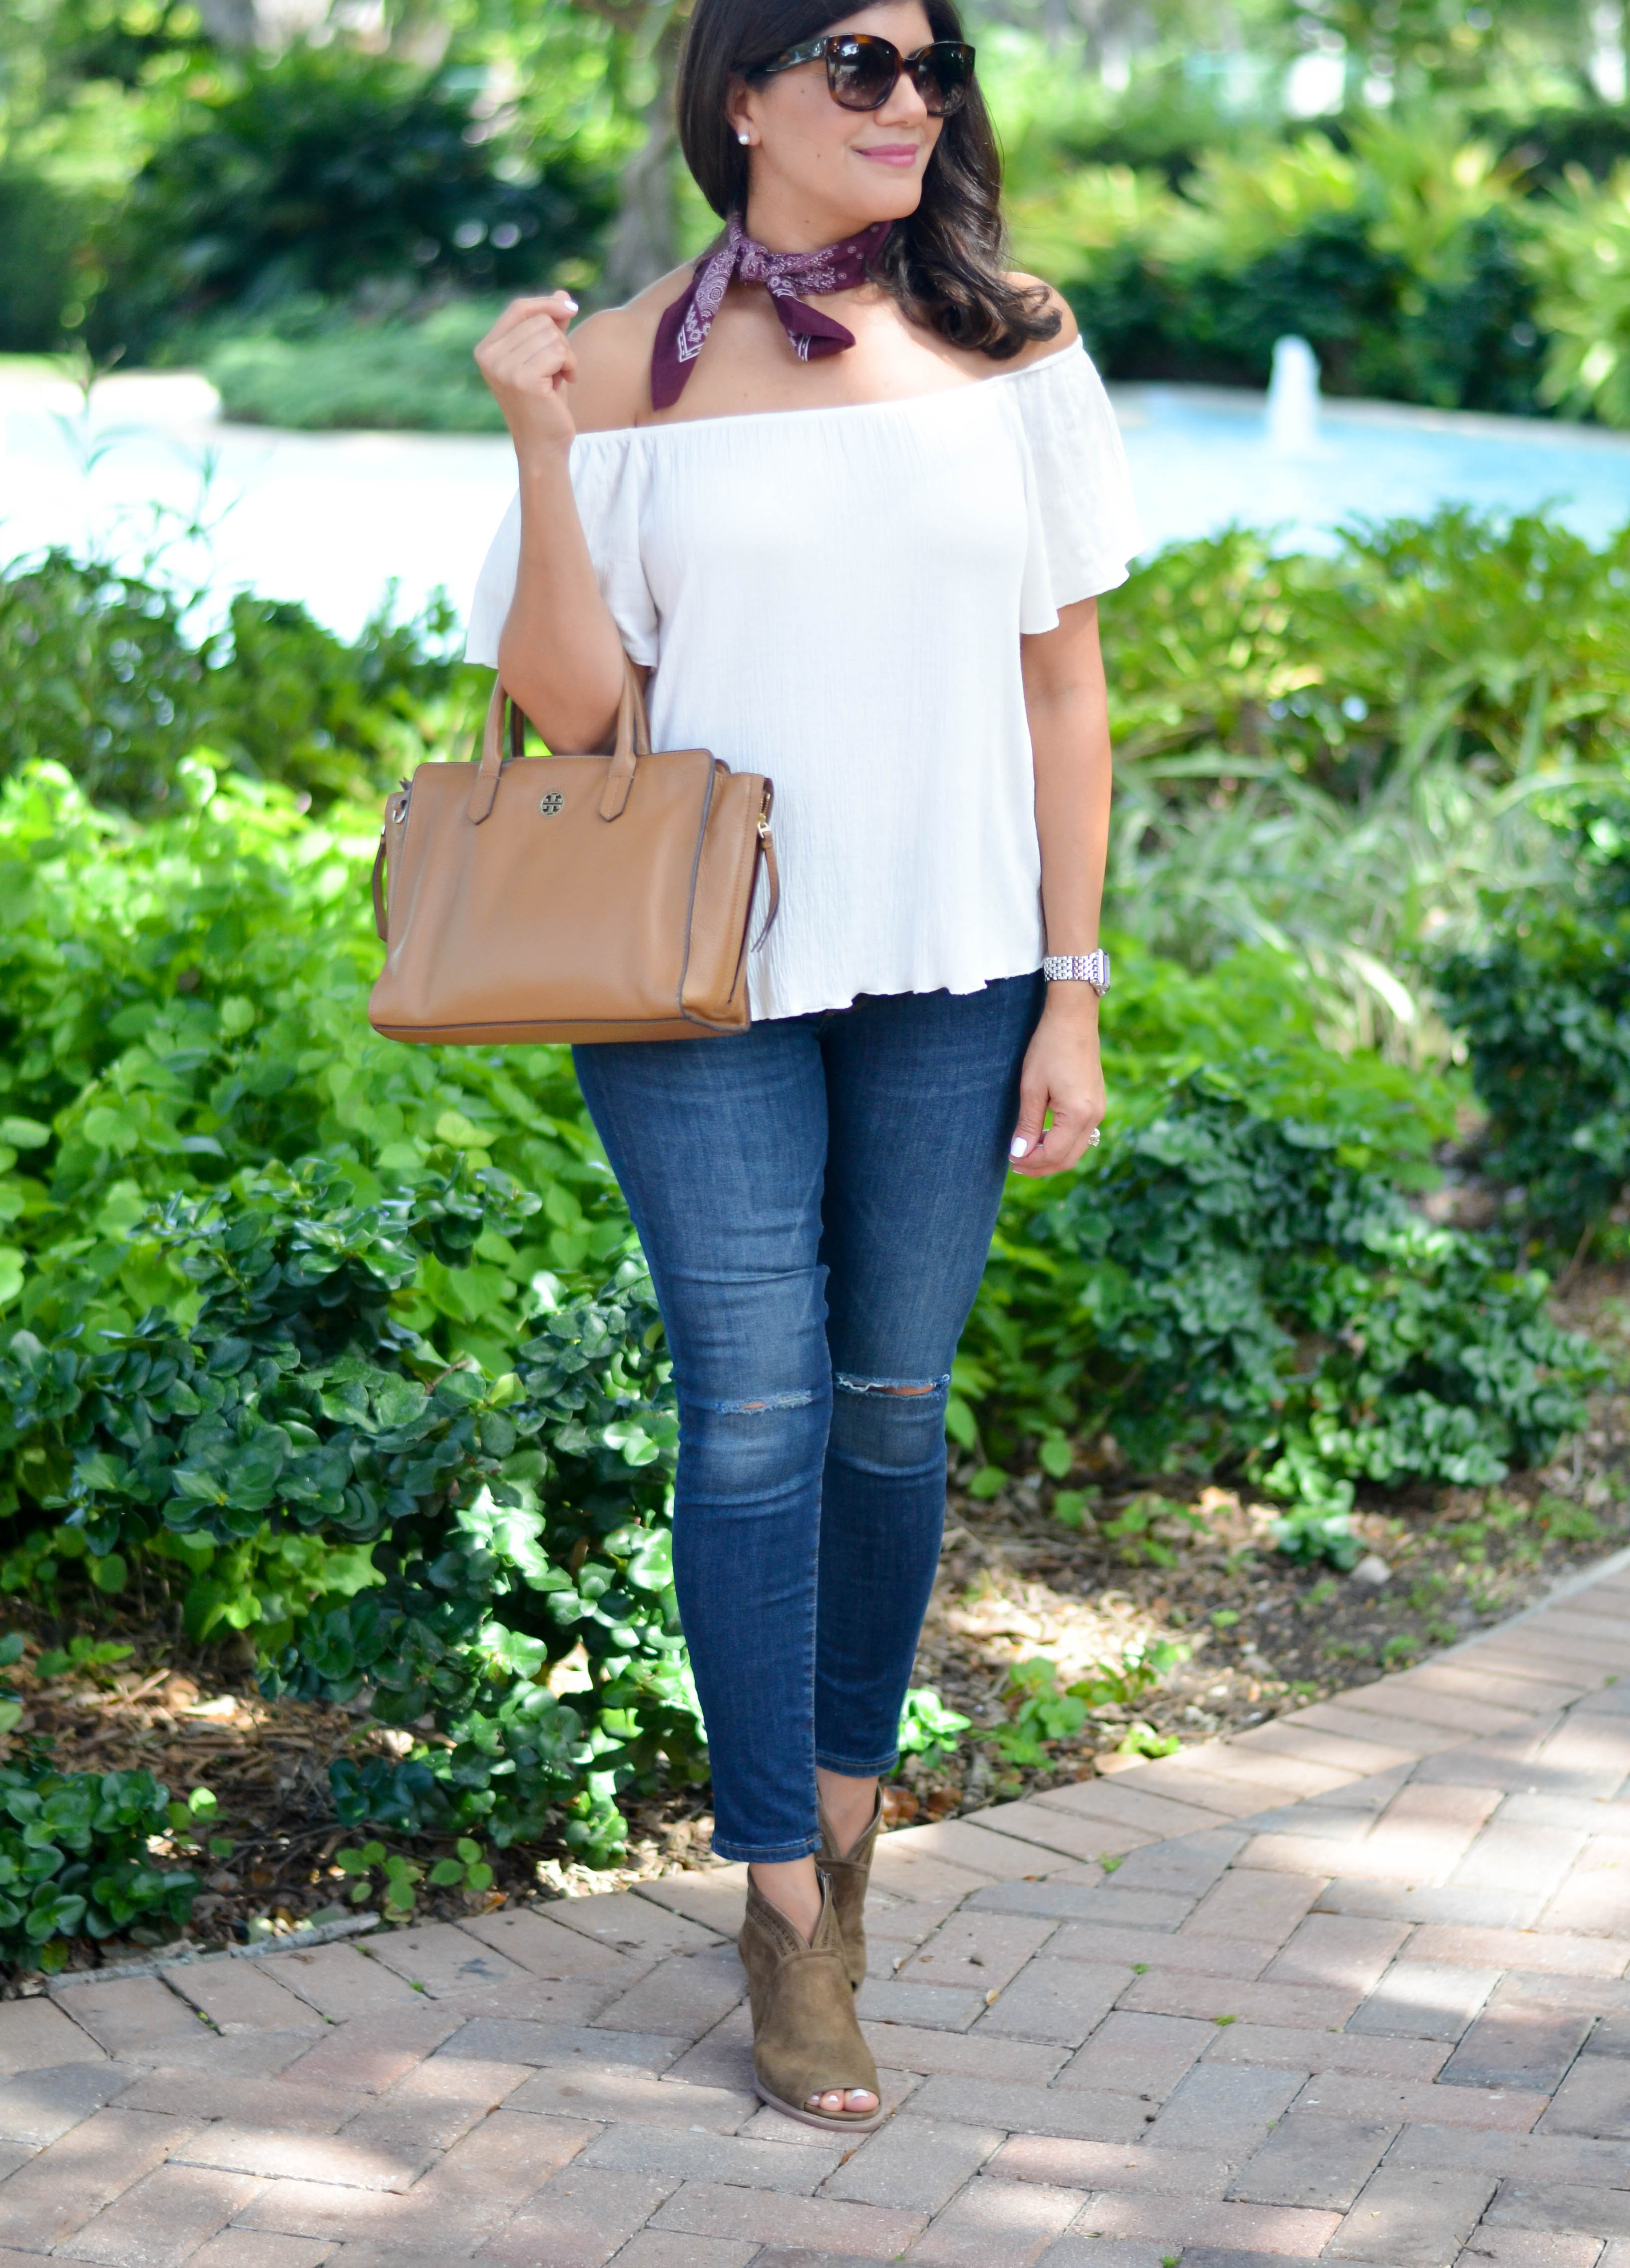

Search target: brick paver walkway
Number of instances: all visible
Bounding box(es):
[6,1556,1630,2268]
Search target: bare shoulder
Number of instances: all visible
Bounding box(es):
[566,263,693,432]
[1005,272,1080,365]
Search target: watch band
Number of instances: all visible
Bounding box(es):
[1043,949,1110,995]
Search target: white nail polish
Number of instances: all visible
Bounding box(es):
[1009,1136,1028,1159]
[561,295,579,313]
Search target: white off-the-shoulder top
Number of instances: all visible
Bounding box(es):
[464,339,1140,1022]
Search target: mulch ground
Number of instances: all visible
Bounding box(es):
[5,1263,1627,1983]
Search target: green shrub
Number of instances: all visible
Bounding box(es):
[94,45,616,359]
[1529,161,1630,425]
[1436,798,1630,1244]
[962,1064,1602,1512]
[1097,509,1625,1045]
[0,1159,690,1864]
[206,304,507,434]
[1103,509,1630,800]
[0,760,632,1358]
[0,1766,206,1967]
[0,170,100,352]
[0,551,469,813]
[0,1621,214,1967]
[1016,121,1548,414]
[0,749,674,1865]
[1490,102,1630,189]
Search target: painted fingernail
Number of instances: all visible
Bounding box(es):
[1009,1136,1028,1159]
[560,294,579,312]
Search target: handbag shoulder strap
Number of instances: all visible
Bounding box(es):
[468,657,650,826]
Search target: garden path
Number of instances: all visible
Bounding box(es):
[5,1550,1630,2268]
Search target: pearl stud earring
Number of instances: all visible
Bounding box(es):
[738,130,751,144]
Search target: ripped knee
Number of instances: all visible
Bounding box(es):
[834,1372,949,1399]
[705,1387,819,1415]
[828,1370,950,1472]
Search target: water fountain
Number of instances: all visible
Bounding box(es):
[1266,335,1321,454]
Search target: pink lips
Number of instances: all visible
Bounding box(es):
[856,144,920,166]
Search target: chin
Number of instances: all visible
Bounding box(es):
[845,172,925,224]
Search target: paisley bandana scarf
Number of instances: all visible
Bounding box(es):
[651,209,892,410]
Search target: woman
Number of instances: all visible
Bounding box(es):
[466,0,1137,2133]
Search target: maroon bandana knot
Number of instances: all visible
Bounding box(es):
[652,209,891,410]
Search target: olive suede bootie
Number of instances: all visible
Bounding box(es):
[817,1788,884,1992]
[737,1872,883,2133]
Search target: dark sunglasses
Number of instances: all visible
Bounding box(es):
[754,33,975,116]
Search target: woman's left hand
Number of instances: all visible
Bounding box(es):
[1008,994,1105,1177]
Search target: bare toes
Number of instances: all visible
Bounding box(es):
[805,2089,877,2113]
[807,2087,875,2115]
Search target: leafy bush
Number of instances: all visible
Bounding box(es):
[1436,798,1630,1245]
[206,303,507,434]
[0,681,677,1870]
[0,1159,689,1864]
[0,169,100,352]
[962,1066,1602,1512]
[1097,508,1625,1045]
[1011,119,1548,414]
[93,45,616,359]
[1528,162,1630,425]
[1103,510,1630,800]
[0,1623,214,1967]
[0,551,468,813]
[0,765,629,1323]
[0,1766,205,1967]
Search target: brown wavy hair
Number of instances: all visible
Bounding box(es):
[675,0,1061,361]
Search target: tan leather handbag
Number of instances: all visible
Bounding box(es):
[368,659,778,1046]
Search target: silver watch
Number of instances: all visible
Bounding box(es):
[1043,949,1110,996]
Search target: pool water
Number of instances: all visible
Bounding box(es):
[5,366,1630,641]
[1118,383,1630,557]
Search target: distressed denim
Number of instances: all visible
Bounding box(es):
[573,973,1043,1862]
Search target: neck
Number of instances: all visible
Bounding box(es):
[741,183,877,257]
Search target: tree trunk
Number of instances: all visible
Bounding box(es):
[596,3,687,308]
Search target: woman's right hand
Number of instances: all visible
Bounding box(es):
[474,292,581,460]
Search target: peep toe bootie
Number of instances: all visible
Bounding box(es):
[817,1789,884,1992]
[737,1874,883,2133]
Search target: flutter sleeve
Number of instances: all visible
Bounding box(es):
[1015,342,1141,636]
[463,432,660,670]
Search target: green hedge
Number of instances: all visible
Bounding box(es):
[91,46,617,363]
[1437,797,1630,1246]
[2,1163,689,1867]
[0,172,102,354]
[1007,111,1630,421]
[205,304,508,435]
[0,551,469,814]
[960,963,1601,1554]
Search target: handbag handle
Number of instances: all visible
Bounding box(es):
[468,656,650,825]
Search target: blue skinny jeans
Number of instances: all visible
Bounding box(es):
[574,973,1043,1863]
